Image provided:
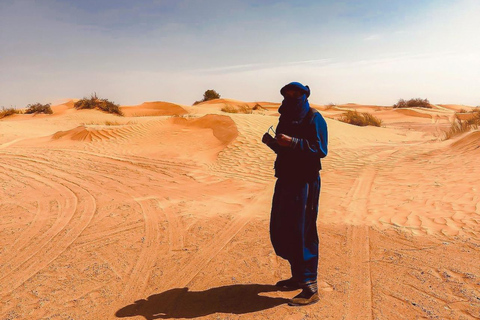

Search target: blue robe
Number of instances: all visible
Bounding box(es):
[266,82,328,283]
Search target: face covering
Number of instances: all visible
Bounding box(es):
[278,93,310,122]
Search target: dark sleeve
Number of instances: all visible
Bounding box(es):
[290,113,328,158]
[264,121,284,154]
[266,140,282,154]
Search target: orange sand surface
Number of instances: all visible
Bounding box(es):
[1,100,479,320]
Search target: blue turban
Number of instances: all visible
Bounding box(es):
[278,82,311,122]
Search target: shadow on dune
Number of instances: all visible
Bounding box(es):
[115,284,290,319]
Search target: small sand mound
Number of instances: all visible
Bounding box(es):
[393,109,432,119]
[52,126,119,142]
[171,114,238,145]
[121,101,188,117]
[197,99,279,111]
[438,104,476,112]
[455,112,479,121]
[195,98,243,106]
[450,131,480,152]
[50,100,76,115]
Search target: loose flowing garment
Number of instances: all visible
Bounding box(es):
[270,176,321,282]
[266,82,328,283]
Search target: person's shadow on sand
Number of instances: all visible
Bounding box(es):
[115,284,291,319]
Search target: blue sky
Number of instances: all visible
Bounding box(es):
[1,0,479,107]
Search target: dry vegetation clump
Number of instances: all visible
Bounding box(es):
[339,110,383,127]
[325,103,337,110]
[171,114,196,118]
[74,93,123,116]
[0,107,22,119]
[252,103,267,111]
[193,89,221,105]
[81,120,137,126]
[25,103,53,114]
[393,98,432,109]
[444,110,480,140]
[221,103,253,114]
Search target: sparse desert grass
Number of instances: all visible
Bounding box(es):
[171,113,197,118]
[252,103,267,111]
[444,110,480,140]
[130,113,153,117]
[104,120,122,126]
[394,98,432,109]
[81,120,137,126]
[0,107,22,119]
[221,103,253,114]
[75,93,123,116]
[339,110,383,127]
[25,103,53,114]
[325,103,337,110]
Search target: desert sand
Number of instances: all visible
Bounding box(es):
[1,99,479,320]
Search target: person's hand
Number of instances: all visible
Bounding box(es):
[262,133,275,144]
[276,133,292,147]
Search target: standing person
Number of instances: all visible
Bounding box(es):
[262,82,328,306]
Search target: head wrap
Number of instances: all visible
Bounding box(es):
[278,82,311,122]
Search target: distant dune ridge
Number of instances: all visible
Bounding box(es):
[171,114,238,145]
[1,97,479,319]
[121,101,189,117]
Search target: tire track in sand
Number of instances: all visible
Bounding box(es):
[4,153,164,303]
[161,184,273,290]
[0,170,54,264]
[2,151,170,319]
[0,160,96,296]
[119,197,162,301]
[6,152,183,305]
[342,149,395,320]
[0,162,77,285]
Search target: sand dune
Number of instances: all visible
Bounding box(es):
[52,125,113,142]
[121,101,188,117]
[393,108,433,119]
[171,114,238,145]
[1,99,479,319]
[50,99,76,115]
[438,104,477,112]
[449,131,480,152]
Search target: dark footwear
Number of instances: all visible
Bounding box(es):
[275,277,301,290]
[288,281,319,306]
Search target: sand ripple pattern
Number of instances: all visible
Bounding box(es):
[206,114,278,183]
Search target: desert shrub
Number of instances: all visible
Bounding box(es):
[325,103,336,110]
[458,108,468,113]
[171,113,196,118]
[221,103,252,114]
[103,120,121,126]
[203,89,220,101]
[444,110,480,139]
[0,107,21,119]
[393,98,432,109]
[193,89,221,105]
[81,120,138,126]
[252,103,266,111]
[25,103,52,114]
[74,93,123,116]
[221,104,237,113]
[339,110,382,127]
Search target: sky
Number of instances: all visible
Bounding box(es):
[1,0,479,108]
